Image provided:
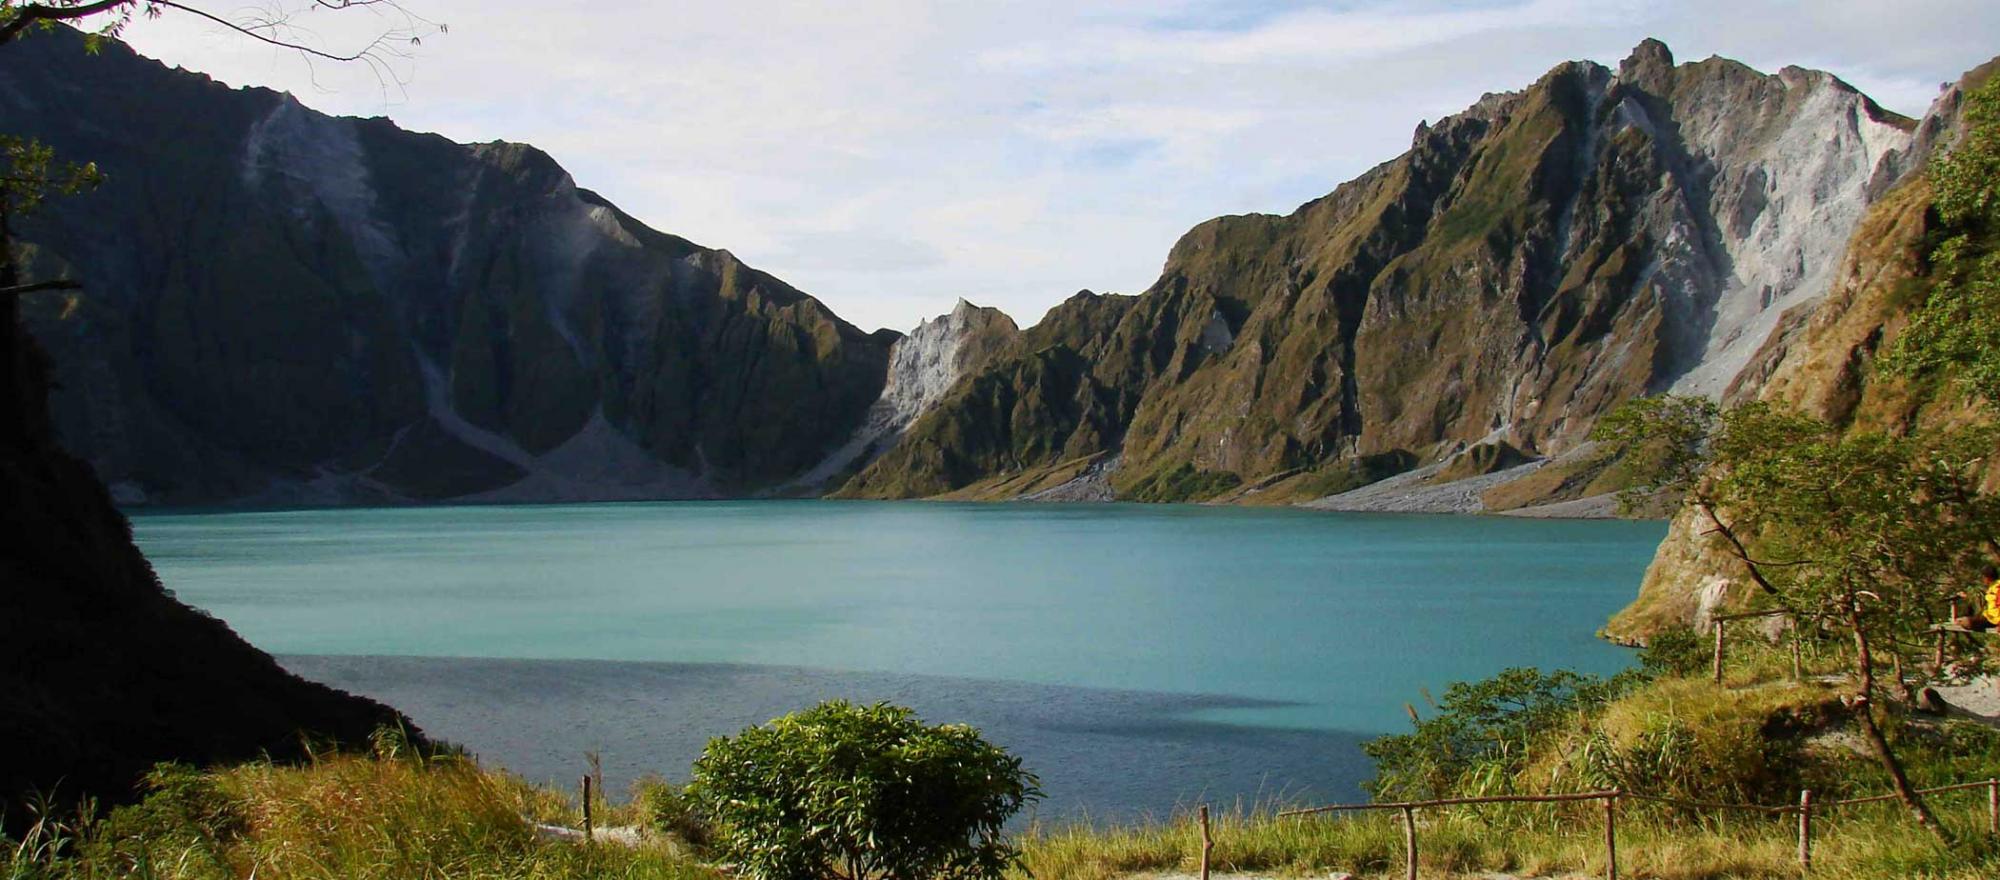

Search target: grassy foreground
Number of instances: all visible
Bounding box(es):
[1021,800,1999,880]
[7,739,1998,879]
[3,745,718,880]
[8,636,2000,880]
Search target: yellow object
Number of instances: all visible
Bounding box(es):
[1987,578,2000,625]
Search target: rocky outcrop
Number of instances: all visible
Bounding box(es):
[788,299,1017,493]
[840,41,1919,505]
[3,27,894,505]
[1605,59,2000,643]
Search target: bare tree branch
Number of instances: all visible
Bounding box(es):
[0,278,80,296]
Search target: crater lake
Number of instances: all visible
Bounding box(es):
[131,501,1665,821]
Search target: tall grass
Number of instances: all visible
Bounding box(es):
[3,749,716,880]
[1017,800,2000,879]
[10,753,1999,879]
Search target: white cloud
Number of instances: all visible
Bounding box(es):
[111,0,2000,334]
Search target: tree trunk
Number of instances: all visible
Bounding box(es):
[1848,593,1945,838]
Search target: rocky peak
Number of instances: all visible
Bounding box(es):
[785,299,1021,494]
[1617,37,1675,87]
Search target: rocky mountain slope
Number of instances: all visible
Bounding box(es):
[1,32,1956,514]
[1606,59,2000,643]
[786,299,1018,493]
[839,41,1923,507]
[3,27,894,505]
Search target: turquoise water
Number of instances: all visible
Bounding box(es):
[132,501,1665,817]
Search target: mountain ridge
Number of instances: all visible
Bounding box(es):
[837,39,1928,508]
[5,26,894,506]
[1,29,1957,513]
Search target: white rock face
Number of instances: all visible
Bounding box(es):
[242,96,400,287]
[1647,66,1916,397]
[790,299,1012,491]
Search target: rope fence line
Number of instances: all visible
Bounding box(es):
[1239,776,2000,879]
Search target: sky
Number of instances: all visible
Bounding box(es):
[114,0,2000,334]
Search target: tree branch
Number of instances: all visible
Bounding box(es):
[0,0,131,47]
[1695,499,1814,622]
[0,278,80,296]
[151,0,394,62]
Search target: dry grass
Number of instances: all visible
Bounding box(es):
[1017,802,2000,879]
[5,748,717,880]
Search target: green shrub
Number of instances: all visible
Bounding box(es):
[1637,627,1709,679]
[690,701,1040,880]
[78,763,243,874]
[634,776,711,848]
[1363,668,1632,800]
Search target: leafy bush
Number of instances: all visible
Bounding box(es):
[1636,627,1709,679]
[689,701,1040,880]
[1363,667,1632,800]
[634,775,711,848]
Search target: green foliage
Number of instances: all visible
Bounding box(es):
[1886,74,2000,402]
[689,701,1040,880]
[1635,627,1708,679]
[634,776,712,849]
[1362,667,1633,800]
[1121,462,1242,502]
[1565,679,1839,807]
[81,763,244,871]
[0,1,148,51]
[0,134,100,219]
[1589,394,1719,513]
[1596,396,2000,684]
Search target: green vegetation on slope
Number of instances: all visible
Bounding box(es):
[1887,72,2000,400]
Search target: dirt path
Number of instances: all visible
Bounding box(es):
[532,822,648,846]
[1933,674,2000,728]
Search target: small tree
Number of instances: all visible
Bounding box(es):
[690,701,1040,880]
[1595,397,2000,837]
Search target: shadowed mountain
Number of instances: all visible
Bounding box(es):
[2,26,895,506]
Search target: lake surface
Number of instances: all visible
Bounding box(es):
[132,501,1665,821]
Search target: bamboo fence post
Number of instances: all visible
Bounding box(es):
[1797,789,1812,871]
[1198,805,1213,880]
[1713,620,1726,686]
[1937,602,1955,668]
[1989,778,1997,836]
[1604,791,1619,880]
[1791,624,1804,682]
[1401,805,1418,880]
[581,774,593,842]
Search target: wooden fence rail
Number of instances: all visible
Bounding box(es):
[1247,776,2000,878]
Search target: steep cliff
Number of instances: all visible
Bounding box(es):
[1606,59,2000,643]
[2,27,894,505]
[840,41,1919,506]
[789,299,1018,493]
